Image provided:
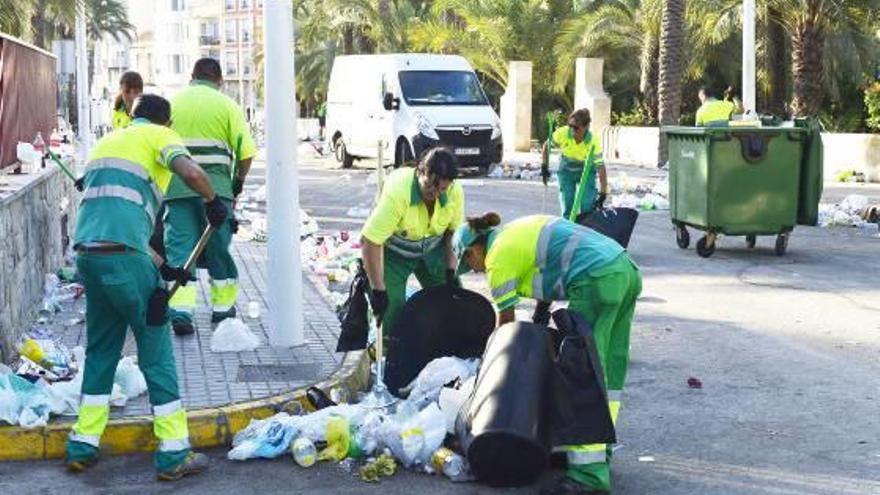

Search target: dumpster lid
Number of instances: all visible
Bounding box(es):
[661,125,806,136]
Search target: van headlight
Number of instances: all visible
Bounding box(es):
[491,122,502,140]
[416,113,439,140]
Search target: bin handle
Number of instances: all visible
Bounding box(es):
[735,133,779,163]
[709,132,733,142]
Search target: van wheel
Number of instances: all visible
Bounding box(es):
[395,140,414,168]
[336,139,354,169]
[477,162,491,176]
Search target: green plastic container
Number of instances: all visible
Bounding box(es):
[663,126,809,257]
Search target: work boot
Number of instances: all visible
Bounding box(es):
[540,476,608,495]
[172,319,195,336]
[65,441,99,473]
[157,452,209,481]
[211,306,236,324]
[66,454,99,473]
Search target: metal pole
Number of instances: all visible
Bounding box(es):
[75,7,91,165]
[264,0,303,347]
[376,140,385,202]
[742,0,756,113]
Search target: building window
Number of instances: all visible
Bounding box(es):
[241,22,251,43]
[225,19,237,42]
[170,0,186,11]
[200,21,219,45]
[170,23,183,43]
[171,54,185,74]
[243,62,253,76]
[240,0,250,8]
[224,51,238,76]
[225,0,235,10]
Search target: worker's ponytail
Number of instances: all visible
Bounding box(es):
[466,212,501,232]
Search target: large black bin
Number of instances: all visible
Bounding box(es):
[577,207,639,248]
[384,286,496,396]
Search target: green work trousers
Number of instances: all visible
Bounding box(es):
[558,166,597,220]
[564,254,642,491]
[65,252,191,472]
[165,197,238,324]
[380,244,448,340]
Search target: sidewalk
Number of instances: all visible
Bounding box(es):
[0,237,368,460]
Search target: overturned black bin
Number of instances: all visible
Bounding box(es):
[455,322,555,487]
[577,207,639,248]
[384,286,496,396]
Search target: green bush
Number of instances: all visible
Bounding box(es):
[865,83,880,132]
[611,106,653,127]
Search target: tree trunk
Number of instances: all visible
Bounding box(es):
[30,0,49,49]
[790,20,824,117]
[639,30,659,124]
[657,0,686,164]
[377,0,391,19]
[766,10,787,117]
[342,25,354,54]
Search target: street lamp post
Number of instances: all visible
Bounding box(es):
[742,0,756,113]
[263,0,303,347]
[75,6,91,164]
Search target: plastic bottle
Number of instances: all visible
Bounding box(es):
[431,447,467,479]
[291,437,317,467]
[32,132,46,170]
[248,301,260,319]
[305,386,336,410]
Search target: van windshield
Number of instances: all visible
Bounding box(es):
[398,71,488,106]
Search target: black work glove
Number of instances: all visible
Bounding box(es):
[532,301,552,325]
[593,192,608,211]
[205,196,228,229]
[159,264,191,286]
[74,177,84,192]
[369,289,388,325]
[446,269,458,287]
[232,177,244,198]
[230,216,239,234]
[146,287,170,326]
[541,165,551,186]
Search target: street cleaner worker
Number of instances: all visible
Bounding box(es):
[361,147,464,337]
[111,71,144,130]
[542,108,609,221]
[453,213,641,495]
[165,58,257,335]
[695,86,734,126]
[65,94,228,480]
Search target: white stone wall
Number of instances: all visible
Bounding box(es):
[0,167,78,362]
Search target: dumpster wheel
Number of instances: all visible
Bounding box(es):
[774,233,789,256]
[675,224,690,249]
[746,235,757,249]
[696,234,716,258]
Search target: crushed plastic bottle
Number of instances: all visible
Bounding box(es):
[248,301,261,319]
[291,437,317,467]
[431,447,465,478]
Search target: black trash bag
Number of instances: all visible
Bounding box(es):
[335,259,370,352]
[455,321,554,488]
[384,286,495,396]
[549,309,616,447]
[576,207,639,248]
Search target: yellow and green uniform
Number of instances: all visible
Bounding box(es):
[485,215,641,492]
[66,118,194,473]
[695,98,734,126]
[111,105,132,130]
[362,168,464,335]
[165,79,256,324]
[552,126,604,220]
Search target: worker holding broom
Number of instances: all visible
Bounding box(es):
[541,109,609,221]
[65,94,227,480]
[453,212,641,495]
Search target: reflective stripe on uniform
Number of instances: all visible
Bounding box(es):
[80,394,111,406]
[607,390,622,402]
[183,138,231,154]
[169,285,197,313]
[72,401,110,439]
[159,437,192,452]
[567,445,607,465]
[86,158,163,204]
[160,144,189,166]
[192,154,232,166]
[153,399,183,417]
[608,389,622,424]
[491,279,518,299]
[532,217,560,299]
[69,431,101,447]
[82,185,155,222]
[210,280,238,312]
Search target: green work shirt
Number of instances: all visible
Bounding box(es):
[486,215,626,311]
[317,102,327,118]
[552,125,604,173]
[165,80,257,200]
[362,168,465,260]
[75,119,190,253]
[111,107,132,130]
[695,99,734,126]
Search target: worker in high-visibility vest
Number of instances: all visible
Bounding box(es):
[65,94,228,480]
[453,213,641,495]
[110,71,143,131]
[361,147,465,337]
[164,58,257,335]
[695,86,735,126]
[542,108,609,221]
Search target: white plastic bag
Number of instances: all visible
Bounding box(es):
[438,376,476,434]
[228,413,300,460]
[211,318,261,352]
[401,357,480,407]
[114,356,147,399]
[380,403,447,467]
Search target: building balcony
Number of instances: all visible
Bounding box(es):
[200,35,221,46]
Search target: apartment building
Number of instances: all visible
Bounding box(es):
[220,0,262,116]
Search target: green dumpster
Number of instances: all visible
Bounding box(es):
[663,125,818,257]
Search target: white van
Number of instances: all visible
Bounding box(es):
[326,54,503,173]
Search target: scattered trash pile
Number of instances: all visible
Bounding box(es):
[818,194,880,231]
[487,163,545,181]
[234,184,320,242]
[226,356,479,483]
[0,271,148,427]
[609,173,669,211]
[301,231,364,306]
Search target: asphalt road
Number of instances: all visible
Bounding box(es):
[3,151,880,495]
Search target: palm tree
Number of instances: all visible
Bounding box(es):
[0,0,33,38]
[657,0,686,163]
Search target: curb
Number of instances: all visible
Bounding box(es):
[0,272,370,462]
